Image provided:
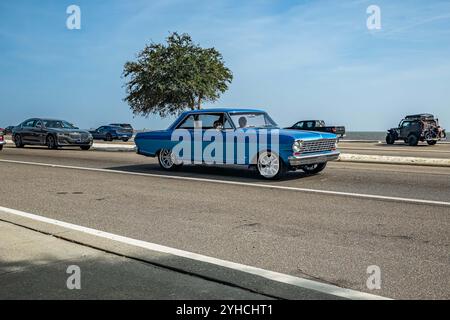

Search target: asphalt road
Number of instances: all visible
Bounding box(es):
[0,146,449,299]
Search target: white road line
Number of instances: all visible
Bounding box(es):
[0,205,390,300]
[1,158,450,207]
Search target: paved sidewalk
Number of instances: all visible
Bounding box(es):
[0,220,271,300]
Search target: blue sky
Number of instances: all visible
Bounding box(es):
[1,0,450,131]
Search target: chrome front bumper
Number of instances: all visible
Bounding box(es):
[288,151,340,166]
[0,140,6,146]
[57,136,93,146]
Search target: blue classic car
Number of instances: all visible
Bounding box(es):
[135,108,340,179]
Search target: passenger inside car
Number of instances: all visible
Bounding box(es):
[238,116,247,128]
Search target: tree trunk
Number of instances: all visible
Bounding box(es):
[197,95,202,110]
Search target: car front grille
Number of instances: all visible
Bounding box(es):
[69,133,89,141]
[300,139,337,153]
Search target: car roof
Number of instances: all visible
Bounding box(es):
[41,119,68,122]
[181,108,265,115]
[23,118,65,122]
[404,114,435,120]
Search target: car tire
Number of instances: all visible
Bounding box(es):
[301,162,327,174]
[386,134,395,145]
[256,151,286,179]
[14,134,24,148]
[122,138,129,142]
[106,134,113,142]
[0,145,3,151]
[80,146,91,151]
[46,135,58,149]
[407,135,419,146]
[427,140,437,146]
[157,149,182,171]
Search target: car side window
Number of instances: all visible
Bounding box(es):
[306,121,314,129]
[197,114,223,129]
[295,122,304,129]
[178,114,226,130]
[178,115,196,129]
[34,120,43,128]
[401,121,411,128]
[23,120,35,127]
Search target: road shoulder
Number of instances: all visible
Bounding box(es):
[0,208,387,300]
[0,219,274,300]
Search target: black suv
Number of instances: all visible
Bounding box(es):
[386,114,446,146]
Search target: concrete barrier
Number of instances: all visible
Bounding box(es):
[91,143,135,152]
[340,140,382,143]
[339,153,450,167]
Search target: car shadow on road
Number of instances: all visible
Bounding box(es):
[106,163,312,183]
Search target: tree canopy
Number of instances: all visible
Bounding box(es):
[123,32,233,117]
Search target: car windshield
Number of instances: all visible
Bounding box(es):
[230,113,278,129]
[44,120,77,129]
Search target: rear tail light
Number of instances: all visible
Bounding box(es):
[331,128,337,133]
[0,135,4,141]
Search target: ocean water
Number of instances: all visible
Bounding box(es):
[342,132,386,141]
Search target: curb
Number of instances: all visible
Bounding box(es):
[340,140,382,143]
[91,143,135,152]
[339,153,450,167]
[5,140,136,152]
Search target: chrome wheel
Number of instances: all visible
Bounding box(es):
[257,151,280,179]
[158,149,181,170]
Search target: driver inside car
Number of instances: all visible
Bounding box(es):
[213,120,223,130]
[238,116,247,128]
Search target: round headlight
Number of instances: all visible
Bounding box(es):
[292,140,303,152]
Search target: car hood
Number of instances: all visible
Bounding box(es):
[268,128,337,141]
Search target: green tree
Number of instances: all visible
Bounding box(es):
[123,32,233,117]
